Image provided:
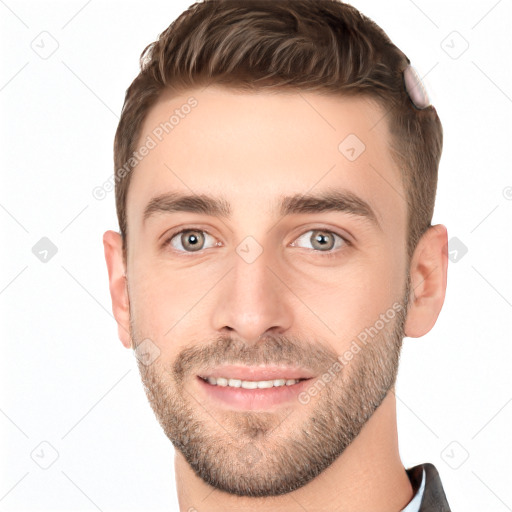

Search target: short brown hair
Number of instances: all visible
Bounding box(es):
[114,0,443,263]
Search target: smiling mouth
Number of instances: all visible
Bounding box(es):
[198,375,311,389]
[196,366,316,410]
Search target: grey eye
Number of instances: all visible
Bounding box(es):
[170,230,216,252]
[292,230,345,252]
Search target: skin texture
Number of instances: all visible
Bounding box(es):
[103,86,448,511]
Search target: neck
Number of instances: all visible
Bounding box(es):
[174,389,413,512]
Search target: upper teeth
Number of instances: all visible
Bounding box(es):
[203,377,301,388]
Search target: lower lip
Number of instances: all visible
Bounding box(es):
[196,376,314,410]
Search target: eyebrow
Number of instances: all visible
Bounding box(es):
[142,189,381,229]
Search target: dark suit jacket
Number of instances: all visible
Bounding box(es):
[406,463,451,511]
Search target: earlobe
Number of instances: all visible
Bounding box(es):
[103,230,132,349]
[404,224,448,338]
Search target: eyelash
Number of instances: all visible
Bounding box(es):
[162,226,351,259]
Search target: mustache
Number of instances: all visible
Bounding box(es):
[171,334,340,383]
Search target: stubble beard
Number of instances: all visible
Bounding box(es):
[131,285,409,497]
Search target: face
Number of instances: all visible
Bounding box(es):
[125,86,410,497]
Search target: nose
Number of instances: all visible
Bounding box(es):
[211,248,294,344]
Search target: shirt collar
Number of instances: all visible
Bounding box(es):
[401,468,425,512]
[402,463,452,512]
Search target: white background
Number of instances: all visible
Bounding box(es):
[1,0,511,510]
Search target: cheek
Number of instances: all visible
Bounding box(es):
[127,263,174,340]
[305,245,405,344]
[128,259,214,358]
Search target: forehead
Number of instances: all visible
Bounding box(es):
[126,86,406,233]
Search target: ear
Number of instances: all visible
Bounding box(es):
[404,224,448,338]
[103,230,132,349]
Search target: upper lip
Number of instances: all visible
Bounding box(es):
[198,365,316,381]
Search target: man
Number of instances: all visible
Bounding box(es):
[103,1,451,510]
